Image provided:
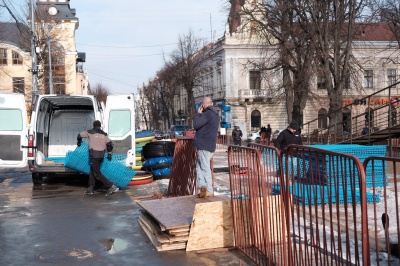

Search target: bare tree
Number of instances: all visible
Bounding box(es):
[168,29,209,126]
[238,0,315,124]
[89,83,110,104]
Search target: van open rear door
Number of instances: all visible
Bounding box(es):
[103,94,135,166]
[0,93,28,168]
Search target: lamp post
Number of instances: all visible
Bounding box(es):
[47,6,59,94]
[30,0,39,104]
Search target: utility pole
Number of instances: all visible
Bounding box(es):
[29,0,39,104]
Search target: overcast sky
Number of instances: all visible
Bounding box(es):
[3,0,229,94]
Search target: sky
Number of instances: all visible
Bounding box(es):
[3,0,230,94]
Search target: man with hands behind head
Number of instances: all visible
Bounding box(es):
[77,120,118,196]
[193,97,220,198]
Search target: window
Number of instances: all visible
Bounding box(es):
[250,20,258,35]
[13,78,24,94]
[318,109,328,129]
[364,70,373,88]
[388,69,397,87]
[0,48,7,65]
[249,70,261,90]
[317,74,327,89]
[0,109,23,131]
[12,51,22,65]
[108,110,131,137]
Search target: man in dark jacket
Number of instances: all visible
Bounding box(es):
[232,126,243,146]
[194,97,220,198]
[77,120,118,196]
[275,121,302,151]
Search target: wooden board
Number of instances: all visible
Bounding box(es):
[138,213,188,251]
[186,200,234,251]
[136,195,230,230]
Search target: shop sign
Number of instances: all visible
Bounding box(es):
[343,96,400,106]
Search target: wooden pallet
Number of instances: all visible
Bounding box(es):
[136,195,234,251]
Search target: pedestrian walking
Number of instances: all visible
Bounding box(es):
[265,124,272,145]
[77,120,118,196]
[194,97,220,198]
[232,126,243,146]
[260,126,267,144]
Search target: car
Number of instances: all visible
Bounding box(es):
[183,128,196,137]
[247,130,261,143]
[272,129,284,140]
[153,130,164,140]
[171,125,190,138]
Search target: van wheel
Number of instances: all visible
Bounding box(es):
[32,173,43,185]
[256,137,261,143]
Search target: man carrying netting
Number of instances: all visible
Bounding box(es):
[77,120,118,196]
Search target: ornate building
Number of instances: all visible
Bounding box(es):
[0,0,88,108]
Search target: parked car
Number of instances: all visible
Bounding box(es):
[171,125,190,138]
[272,129,284,140]
[153,130,164,140]
[183,128,196,137]
[247,130,261,143]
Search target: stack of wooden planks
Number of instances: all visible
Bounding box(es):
[136,195,234,252]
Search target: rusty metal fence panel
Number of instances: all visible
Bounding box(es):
[166,138,214,197]
[228,145,288,265]
[363,156,400,265]
[229,144,375,265]
[283,145,370,266]
[167,138,197,197]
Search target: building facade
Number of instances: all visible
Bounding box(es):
[191,0,399,137]
[0,0,88,109]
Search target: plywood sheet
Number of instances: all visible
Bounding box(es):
[138,215,188,251]
[136,195,230,230]
[186,200,234,251]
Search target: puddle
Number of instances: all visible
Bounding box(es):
[37,249,94,263]
[99,238,128,253]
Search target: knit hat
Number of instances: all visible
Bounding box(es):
[93,120,101,128]
[289,121,298,130]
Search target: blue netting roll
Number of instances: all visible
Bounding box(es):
[64,142,135,188]
[143,156,173,167]
[152,167,171,176]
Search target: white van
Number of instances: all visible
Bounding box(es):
[0,93,136,184]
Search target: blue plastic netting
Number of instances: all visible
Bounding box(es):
[64,142,135,188]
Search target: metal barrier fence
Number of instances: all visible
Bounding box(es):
[363,156,400,265]
[228,145,288,265]
[228,144,376,265]
[166,138,214,197]
[216,134,230,151]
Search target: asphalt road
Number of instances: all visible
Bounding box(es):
[0,159,249,266]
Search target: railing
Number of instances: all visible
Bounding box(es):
[302,81,400,146]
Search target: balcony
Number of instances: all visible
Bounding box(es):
[239,89,272,101]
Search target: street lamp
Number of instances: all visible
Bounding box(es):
[47,6,59,94]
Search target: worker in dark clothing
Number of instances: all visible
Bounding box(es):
[77,120,118,196]
[275,121,302,152]
[232,126,243,146]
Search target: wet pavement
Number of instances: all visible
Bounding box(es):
[0,152,251,265]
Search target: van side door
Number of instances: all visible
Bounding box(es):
[103,94,135,166]
[0,93,28,168]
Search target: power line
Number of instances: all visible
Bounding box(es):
[76,42,177,49]
[89,72,136,87]
[88,52,166,58]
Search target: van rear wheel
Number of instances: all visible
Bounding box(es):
[32,173,43,185]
